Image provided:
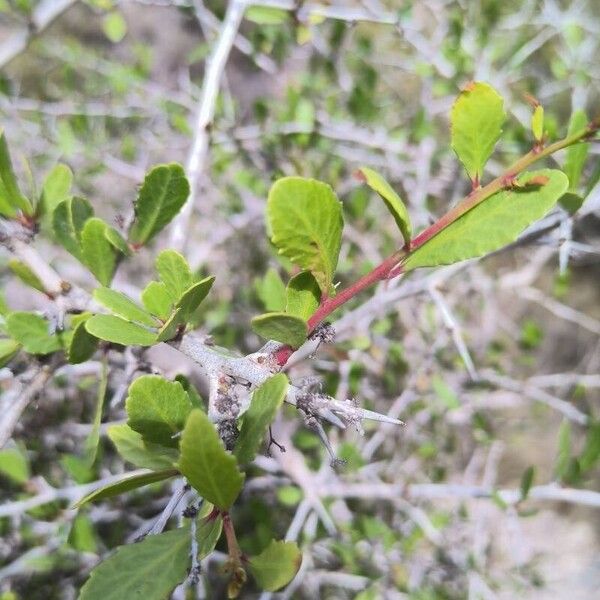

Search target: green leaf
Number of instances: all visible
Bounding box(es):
[0,129,33,215]
[356,167,412,246]
[126,375,193,448]
[450,82,505,184]
[285,271,320,320]
[234,374,288,465]
[255,268,286,312]
[177,409,244,510]
[80,218,118,286]
[0,448,30,484]
[519,465,535,500]
[531,105,544,142]
[79,528,190,600]
[176,276,215,321]
[129,164,190,246]
[155,249,192,300]
[579,422,600,472]
[5,312,61,355]
[40,163,72,218]
[559,191,585,215]
[142,281,173,319]
[102,10,128,43]
[564,110,589,192]
[555,420,571,480]
[0,338,21,367]
[245,6,289,24]
[75,468,178,508]
[68,514,98,554]
[403,169,568,270]
[195,501,223,560]
[249,540,302,592]
[107,424,179,470]
[8,259,45,293]
[174,374,205,411]
[84,359,108,467]
[85,315,157,346]
[104,226,132,256]
[268,177,343,293]
[93,287,158,327]
[53,197,93,260]
[251,312,308,348]
[68,315,99,364]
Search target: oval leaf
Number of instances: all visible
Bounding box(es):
[249,540,302,592]
[251,312,308,349]
[5,312,62,355]
[85,315,157,346]
[129,164,190,246]
[68,316,99,364]
[356,166,412,246]
[142,281,173,319]
[234,374,289,465]
[80,218,118,286]
[268,177,343,293]
[156,249,191,300]
[285,271,320,320]
[177,409,244,510]
[93,287,158,327]
[79,528,190,600]
[126,375,193,448]
[451,82,505,185]
[108,424,179,470]
[404,169,568,270]
[52,197,93,260]
[75,468,178,508]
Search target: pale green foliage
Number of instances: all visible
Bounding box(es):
[195,502,223,560]
[251,312,308,348]
[404,170,568,270]
[235,374,289,464]
[126,375,193,448]
[450,82,505,184]
[564,110,589,192]
[53,197,93,260]
[249,540,302,591]
[256,268,287,311]
[75,468,178,508]
[108,424,179,470]
[0,448,30,484]
[531,104,544,142]
[142,281,173,319]
[8,259,45,293]
[285,271,320,320]
[40,163,73,219]
[85,314,157,346]
[268,177,343,293]
[5,312,61,354]
[80,218,119,286]
[0,129,32,216]
[93,287,158,327]
[129,164,190,246]
[78,528,190,600]
[177,409,245,510]
[155,249,192,299]
[356,166,412,246]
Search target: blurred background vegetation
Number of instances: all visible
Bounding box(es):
[0,0,599,598]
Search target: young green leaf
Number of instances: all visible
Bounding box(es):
[155,249,192,300]
[85,315,157,346]
[93,287,158,327]
[0,129,33,216]
[255,268,287,312]
[267,177,343,293]
[245,6,289,24]
[403,169,568,270]
[8,259,46,293]
[108,424,179,470]
[555,420,572,480]
[129,164,190,246]
[142,281,173,319]
[234,374,288,465]
[0,338,21,367]
[531,104,544,142]
[519,465,535,501]
[450,82,505,185]
[249,540,302,591]
[285,271,320,320]
[177,409,244,510]
[5,312,62,355]
[84,359,108,468]
[176,276,215,321]
[196,501,223,560]
[251,312,308,348]
[40,163,73,218]
[75,468,178,508]
[355,166,412,247]
[564,110,589,192]
[0,448,30,484]
[68,316,99,364]
[79,528,190,600]
[104,226,132,256]
[52,196,93,260]
[80,218,118,286]
[126,375,192,448]
[174,374,205,411]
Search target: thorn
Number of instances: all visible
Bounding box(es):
[318,408,346,429]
